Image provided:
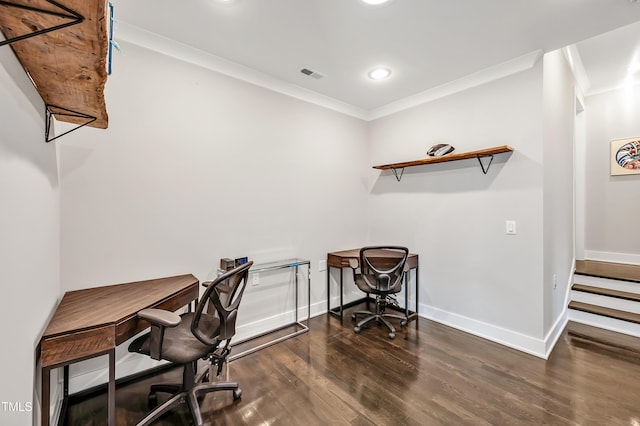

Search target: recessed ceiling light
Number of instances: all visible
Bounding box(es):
[362,0,389,4]
[368,67,392,80]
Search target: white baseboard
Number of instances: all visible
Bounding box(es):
[583,250,640,265]
[544,312,568,359]
[419,303,562,359]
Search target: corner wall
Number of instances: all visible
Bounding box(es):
[542,50,577,341]
[367,63,546,355]
[0,48,60,425]
[58,41,370,389]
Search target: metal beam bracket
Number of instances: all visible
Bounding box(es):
[45,104,96,143]
[0,0,84,47]
[476,154,494,175]
[391,167,405,182]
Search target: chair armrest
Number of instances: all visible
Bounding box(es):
[138,309,180,360]
[138,308,181,327]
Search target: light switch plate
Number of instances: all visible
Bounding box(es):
[506,220,517,235]
[319,260,327,272]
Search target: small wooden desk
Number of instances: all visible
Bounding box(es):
[326,249,419,322]
[40,274,199,426]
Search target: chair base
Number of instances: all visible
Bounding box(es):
[352,309,408,339]
[136,380,241,426]
[147,383,181,409]
[137,359,240,426]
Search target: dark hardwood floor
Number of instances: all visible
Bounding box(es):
[65,306,640,425]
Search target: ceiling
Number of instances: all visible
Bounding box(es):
[575,19,640,95]
[113,0,640,112]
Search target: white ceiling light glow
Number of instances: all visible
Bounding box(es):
[368,67,391,80]
[362,0,390,5]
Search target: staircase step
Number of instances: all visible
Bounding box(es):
[573,274,640,294]
[572,283,640,303]
[567,321,640,359]
[575,260,640,283]
[569,301,640,325]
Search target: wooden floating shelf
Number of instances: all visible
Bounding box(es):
[373,145,514,181]
[0,0,109,129]
[373,146,514,170]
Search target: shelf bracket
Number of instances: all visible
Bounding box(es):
[391,167,405,182]
[45,104,96,143]
[476,154,494,174]
[0,0,84,47]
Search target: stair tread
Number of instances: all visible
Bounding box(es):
[569,301,640,324]
[575,260,640,283]
[572,283,640,302]
[567,321,640,358]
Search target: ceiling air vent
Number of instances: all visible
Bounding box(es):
[300,68,325,80]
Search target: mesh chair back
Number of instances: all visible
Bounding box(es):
[191,261,252,346]
[360,246,408,293]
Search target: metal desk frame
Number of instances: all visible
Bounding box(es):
[227,258,311,360]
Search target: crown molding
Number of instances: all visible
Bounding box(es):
[368,50,544,120]
[115,22,370,121]
[115,23,543,122]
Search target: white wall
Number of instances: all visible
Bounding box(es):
[584,85,640,264]
[542,50,577,335]
[58,41,370,387]
[0,48,60,425]
[367,63,546,354]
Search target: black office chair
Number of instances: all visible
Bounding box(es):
[349,246,409,339]
[128,261,252,426]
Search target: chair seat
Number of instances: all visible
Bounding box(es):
[129,312,220,364]
[354,277,402,295]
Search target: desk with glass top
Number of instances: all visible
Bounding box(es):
[224,258,311,360]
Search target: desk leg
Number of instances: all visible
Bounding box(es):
[108,349,115,426]
[42,366,50,426]
[328,265,351,322]
[326,265,330,314]
[307,264,311,323]
[415,265,419,318]
[295,265,299,324]
[405,273,409,319]
[339,267,344,322]
[327,266,345,322]
[63,366,69,396]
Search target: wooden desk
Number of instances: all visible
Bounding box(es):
[40,274,199,426]
[327,249,419,322]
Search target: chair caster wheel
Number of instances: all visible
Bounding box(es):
[148,392,158,409]
[233,389,242,400]
[351,314,357,323]
[388,332,395,339]
[400,320,407,326]
[354,326,361,334]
